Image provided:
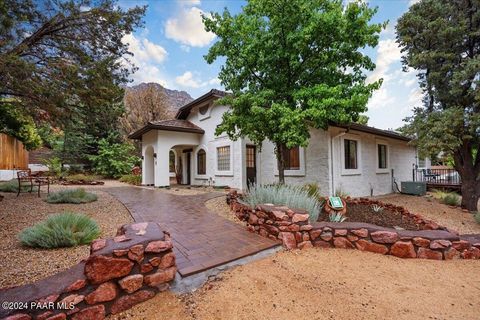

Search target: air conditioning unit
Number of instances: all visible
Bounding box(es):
[401,181,427,196]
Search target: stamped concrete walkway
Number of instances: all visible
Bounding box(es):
[105,187,279,277]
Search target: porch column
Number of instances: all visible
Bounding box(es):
[154,144,171,187]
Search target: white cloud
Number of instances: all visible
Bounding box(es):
[165,7,216,47]
[175,72,221,88]
[409,0,421,6]
[180,0,201,6]
[367,38,402,84]
[122,33,168,85]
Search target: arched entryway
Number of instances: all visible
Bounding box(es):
[143,145,155,185]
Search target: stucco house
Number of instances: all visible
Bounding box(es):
[129,89,417,197]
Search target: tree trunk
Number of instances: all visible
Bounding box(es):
[453,146,480,211]
[275,142,285,184]
[461,177,480,211]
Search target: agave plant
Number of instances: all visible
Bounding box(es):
[371,204,384,213]
[328,212,347,222]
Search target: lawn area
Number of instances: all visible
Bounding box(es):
[372,193,480,234]
[109,249,479,320]
[0,184,133,288]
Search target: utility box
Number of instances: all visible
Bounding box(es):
[401,181,427,196]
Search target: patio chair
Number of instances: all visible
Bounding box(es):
[17,169,50,197]
[422,169,440,182]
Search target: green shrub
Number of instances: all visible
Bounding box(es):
[43,156,63,177]
[431,189,448,200]
[46,188,97,204]
[302,183,321,198]
[474,212,480,224]
[334,187,349,198]
[0,179,38,193]
[441,193,460,206]
[244,184,322,221]
[19,212,100,248]
[89,138,140,178]
[329,212,347,222]
[119,174,141,186]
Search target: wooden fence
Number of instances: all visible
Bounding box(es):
[0,133,29,170]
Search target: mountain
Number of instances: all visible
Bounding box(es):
[121,83,193,136]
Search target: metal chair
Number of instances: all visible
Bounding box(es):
[17,169,50,197]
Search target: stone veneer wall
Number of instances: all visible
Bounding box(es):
[228,191,480,260]
[1,222,176,320]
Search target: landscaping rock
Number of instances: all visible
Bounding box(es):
[85,255,134,284]
[113,249,129,257]
[351,228,368,238]
[64,279,87,292]
[452,240,471,251]
[320,232,333,241]
[128,244,145,263]
[281,232,297,249]
[298,241,313,250]
[144,267,176,287]
[390,241,416,258]
[4,314,31,320]
[355,239,388,254]
[334,229,347,236]
[313,240,331,248]
[412,237,430,248]
[299,224,313,231]
[149,257,161,267]
[85,282,117,304]
[309,229,322,240]
[60,294,84,306]
[272,210,288,221]
[90,239,106,252]
[44,313,65,320]
[292,213,309,223]
[70,305,105,320]
[140,263,153,273]
[371,231,399,244]
[110,290,155,315]
[333,237,354,249]
[248,213,258,225]
[417,247,443,260]
[444,248,460,260]
[430,240,452,249]
[145,240,173,253]
[118,274,144,293]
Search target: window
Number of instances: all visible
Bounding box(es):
[197,149,206,175]
[282,146,300,170]
[378,144,387,169]
[169,150,175,173]
[344,139,358,169]
[217,146,230,171]
[199,104,209,115]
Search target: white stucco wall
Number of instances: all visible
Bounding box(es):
[329,127,416,197]
[187,102,245,189]
[257,128,331,195]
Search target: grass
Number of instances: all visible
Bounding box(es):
[431,189,461,206]
[119,174,141,186]
[0,179,38,193]
[474,212,480,224]
[244,184,323,221]
[302,183,321,198]
[46,188,98,204]
[19,212,100,248]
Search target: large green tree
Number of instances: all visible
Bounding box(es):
[203,0,383,183]
[397,0,480,210]
[0,0,144,123]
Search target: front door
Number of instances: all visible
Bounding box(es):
[246,145,257,186]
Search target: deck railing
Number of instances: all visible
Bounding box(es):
[412,168,461,186]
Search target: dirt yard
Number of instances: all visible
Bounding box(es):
[0,183,133,288]
[110,248,479,320]
[373,193,480,234]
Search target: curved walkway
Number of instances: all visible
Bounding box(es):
[105,186,280,277]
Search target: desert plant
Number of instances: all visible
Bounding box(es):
[441,193,461,206]
[334,187,349,198]
[431,189,448,200]
[65,174,101,183]
[0,179,38,193]
[119,174,141,186]
[244,184,322,221]
[473,212,480,224]
[371,204,384,213]
[329,212,347,222]
[19,212,100,248]
[46,188,97,204]
[303,183,321,198]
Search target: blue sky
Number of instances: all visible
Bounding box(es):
[120,0,422,130]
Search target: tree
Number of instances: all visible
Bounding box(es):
[356,114,369,125]
[0,0,145,124]
[397,0,480,210]
[203,0,383,183]
[121,83,172,137]
[0,100,42,150]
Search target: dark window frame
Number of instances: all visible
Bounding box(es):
[282,146,300,170]
[197,149,206,175]
[344,139,358,170]
[378,144,388,169]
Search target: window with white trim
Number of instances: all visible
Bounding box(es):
[217,146,230,171]
[344,139,358,170]
[197,149,206,175]
[282,146,300,170]
[378,144,388,169]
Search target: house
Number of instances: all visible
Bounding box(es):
[129,89,417,197]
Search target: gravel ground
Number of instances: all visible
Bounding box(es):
[0,183,132,288]
[205,195,243,225]
[109,248,479,320]
[372,193,480,234]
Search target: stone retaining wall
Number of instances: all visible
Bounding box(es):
[228,191,480,260]
[1,222,176,320]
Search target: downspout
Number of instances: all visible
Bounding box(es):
[330,130,347,196]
